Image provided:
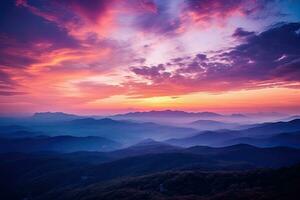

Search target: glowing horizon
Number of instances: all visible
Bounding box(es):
[1,0,300,115]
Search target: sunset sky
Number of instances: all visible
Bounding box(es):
[1,0,300,115]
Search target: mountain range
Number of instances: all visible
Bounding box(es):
[46,163,300,200]
[1,143,300,200]
[0,135,121,153]
[1,110,300,200]
[0,116,197,144]
[165,119,300,147]
[188,119,240,130]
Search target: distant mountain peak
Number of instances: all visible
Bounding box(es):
[135,138,158,145]
[132,138,177,148]
[113,110,223,118]
[230,113,247,118]
[282,115,300,121]
[226,143,258,149]
[33,112,77,117]
[32,112,81,121]
[69,117,120,125]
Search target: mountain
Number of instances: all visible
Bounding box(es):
[2,144,300,200]
[0,135,121,153]
[111,110,252,125]
[111,110,225,125]
[165,119,300,147]
[104,144,300,177]
[0,130,43,138]
[39,117,198,144]
[165,130,238,147]
[188,119,240,130]
[49,163,300,200]
[281,115,300,121]
[242,119,300,136]
[113,110,223,118]
[222,131,300,148]
[230,113,248,118]
[31,112,82,122]
[109,139,181,158]
[65,117,122,126]
[0,117,197,144]
[0,125,28,132]
[0,124,45,138]
[185,144,300,168]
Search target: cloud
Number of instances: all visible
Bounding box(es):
[15,0,171,39]
[15,0,119,40]
[0,0,299,113]
[0,70,16,89]
[131,64,171,81]
[0,68,27,96]
[181,0,272,28]
[232,28,255,38]
[129,22,300,97]
[0,91,26,96]
[221,22,300,81]
[12,0,276,40]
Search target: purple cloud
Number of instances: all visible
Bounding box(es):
[232,28,255,38]
[129,22,300,96]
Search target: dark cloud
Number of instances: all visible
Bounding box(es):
[221,22,300,81]
[131,64,171,82]
[195,53,207,61]
[272,59,300,81]
[232,28,255,38]
[130,22,300,95]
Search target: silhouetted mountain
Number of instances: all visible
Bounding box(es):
[281,115,300,121]
[185,144,300,168]
[165,119,300,147]
[109,139,181,158]
[0,125,28,132]
[49,163,300,200]
[113,110,223,118]
[0,130,43,138]
[135,138,158,144]
[242,119,300,136]
[43,117,197,143]
[66,117,123,126]
[0,135,121,153]
[1,144,300,199]
[111,110,252,125]
[61,144,300,175]
[165,130,237,147]
[222,131,300,148]
[188,119,239,130]
[0,125,40,139]
[1,117,197,144]
[31,112,82,122]
[230,113,248,118]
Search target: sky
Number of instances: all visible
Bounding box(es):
[0,0,300,116]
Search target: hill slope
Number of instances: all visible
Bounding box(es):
[0,135,121,153]
[49,163,300,200]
